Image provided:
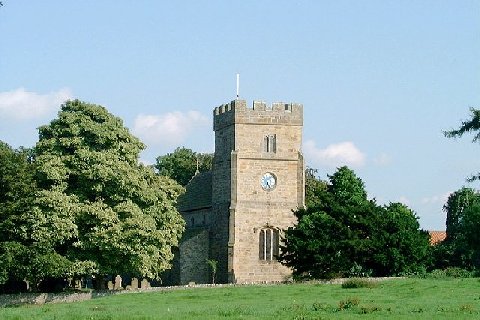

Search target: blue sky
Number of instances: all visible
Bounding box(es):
[0,1,479,230]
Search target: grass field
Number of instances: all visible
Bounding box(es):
[1,278,479,319]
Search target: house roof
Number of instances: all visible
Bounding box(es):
[428,230,446,245]
[177,170,212,212]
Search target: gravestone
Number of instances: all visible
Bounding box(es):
[130,277,139,290]
[140,279,150,289]
[114,275,122,290]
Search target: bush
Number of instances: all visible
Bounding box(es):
[427,268,473,279]
[429,269,447,278]
[341,278,377,289]
[338,297,360,310]
[444,267,473,278]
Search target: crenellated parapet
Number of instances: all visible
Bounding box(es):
[213,99,303,131]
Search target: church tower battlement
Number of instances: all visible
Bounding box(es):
[213,100,303,131]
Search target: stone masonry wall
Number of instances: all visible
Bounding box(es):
[179,229,209,285]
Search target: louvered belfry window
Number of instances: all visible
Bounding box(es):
[263,134,276,153]
[259,228,280,260]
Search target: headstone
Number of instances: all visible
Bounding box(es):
[114,275,122,290]
[107,281,114,290]
[140,279,150,289]
[131,277,139,289]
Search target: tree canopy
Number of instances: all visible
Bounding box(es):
[280,166,430,279]
[444,187,480,242]
[155,147,213,186]
[33,100,185,280]
[432,187,480,270]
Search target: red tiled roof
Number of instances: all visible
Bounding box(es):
[428,230,446,245]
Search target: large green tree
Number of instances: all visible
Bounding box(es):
[280,166,430,279]
[433,187,480,269]
[444,187,480,242]
[369,203,430,276]
[440,108,480,269]
[456,202,480,267]
[32,100,185,281]
[155,147,213,186]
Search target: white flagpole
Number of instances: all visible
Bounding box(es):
[236,73,240,99]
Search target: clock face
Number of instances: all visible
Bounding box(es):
[261,172,276,190]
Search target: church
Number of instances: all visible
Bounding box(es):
[171,99,304,284]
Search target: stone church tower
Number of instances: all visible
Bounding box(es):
[174,99,304,284]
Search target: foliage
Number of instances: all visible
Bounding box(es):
[328,166,368,206]
[280,209,352,279]
[444,187,480,242]
[440,108,480,270]
[280,166,430,279]
[425,268,474,279]
[2,279,480,318]
[0,242,28,285]
[432,188,480,270]
[369,202,430,276]
[305,167,327,208]
[455,202,480,268]
[341,278,377,289]
[206,259,218,284]
[32,100,185,280]
[338,297,360,310]
[444,107,480,181]
[0,142,41,285]
[0,142,36,244]
[155,147,213,186]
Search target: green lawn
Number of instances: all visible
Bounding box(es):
[1,278,479,319]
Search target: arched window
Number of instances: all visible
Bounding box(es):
[259,228,280,260]
[263,134,276,153]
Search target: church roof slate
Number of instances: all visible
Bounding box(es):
[177,170,212,212]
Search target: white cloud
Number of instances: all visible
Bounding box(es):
[421,192,452,205]
[133,111,209,148]
[0,87,72,120]
[373,153,391,166]
[397,196,411,206]
[304,140,366,168]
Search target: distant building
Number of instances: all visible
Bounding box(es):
[172,99,305,284]
[428,230,446,245]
